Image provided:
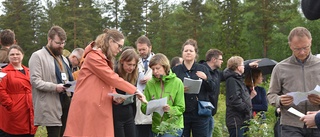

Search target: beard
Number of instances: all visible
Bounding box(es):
[49,44,63,56]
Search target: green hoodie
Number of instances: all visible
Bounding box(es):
[141,70,185,134]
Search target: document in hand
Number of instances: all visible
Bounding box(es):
[288,107,305,118]
[65,81,77,92]
[146,97,167,116]
[183,77,202,94]
[287,85,320,105]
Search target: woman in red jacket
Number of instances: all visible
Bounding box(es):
[0,45,37,137]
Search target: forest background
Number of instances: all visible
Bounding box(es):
[0,0,319,136]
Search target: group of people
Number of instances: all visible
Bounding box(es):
[1,5,320,136]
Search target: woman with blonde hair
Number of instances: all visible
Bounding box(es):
[64,29,146,137]
[224,56,252,137]
[141,53,185,137]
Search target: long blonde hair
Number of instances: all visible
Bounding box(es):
[95,29,124,62]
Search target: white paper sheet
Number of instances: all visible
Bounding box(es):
[287,85,320,105]
[288,107,305,118]
[65,81,77,92]
[0,72,7,78]
[146,97,167,116]
[183,77,202,94]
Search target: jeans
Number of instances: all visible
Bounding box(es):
[208,117,214,137]
[182,111,211,137]
[114,116,136,137]
[152,129,183,137]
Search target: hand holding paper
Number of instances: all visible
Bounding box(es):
[65,81,77,92]
[146,97,167,116]
[287,85,320,105]
[300,111,320,128]
[183,77,202,94]
[135,90,148,103]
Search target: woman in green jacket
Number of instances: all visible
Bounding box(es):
[141,53,185,137]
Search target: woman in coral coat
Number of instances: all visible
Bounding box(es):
[0,45,37,136]
[64,29,147,137]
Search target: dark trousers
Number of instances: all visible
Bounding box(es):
[59,93,71,137]
[46,126,61,137]
[274,118,281,137]
[228,127,248,137]
[114,116,136,137]
[136,124,153,137]
[182,111,211,137]
[0,129,34,137]
[281,125,320,137]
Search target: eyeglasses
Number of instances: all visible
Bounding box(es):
[111,38,123,50]
[292,45,310,52]
[53,40,66,45]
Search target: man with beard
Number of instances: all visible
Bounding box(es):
[29,26,73,137]
[134,35,154,137]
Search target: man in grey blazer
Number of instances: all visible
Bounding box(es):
[29,26,73,137]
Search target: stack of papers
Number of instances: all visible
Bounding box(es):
[183,77,202,94]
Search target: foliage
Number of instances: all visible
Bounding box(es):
[156,109,180,136]
[243,111,273,137]
[35,126,47,137]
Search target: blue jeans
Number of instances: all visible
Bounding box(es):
[182,111,211,137]
[152,129,183,137]
[208,117,214,137]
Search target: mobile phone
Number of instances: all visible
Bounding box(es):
[63,84,71,87]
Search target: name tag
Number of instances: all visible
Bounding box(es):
[61,73,67,81]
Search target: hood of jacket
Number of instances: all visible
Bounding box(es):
[223,68,243,80]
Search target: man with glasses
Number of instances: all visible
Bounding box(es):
[199,49,224,137]
[134,35,154,137]
[267,27,320,137]
[29,26,74,137]
[67,48,84,72]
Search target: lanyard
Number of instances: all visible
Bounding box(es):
[46,46,65,73]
